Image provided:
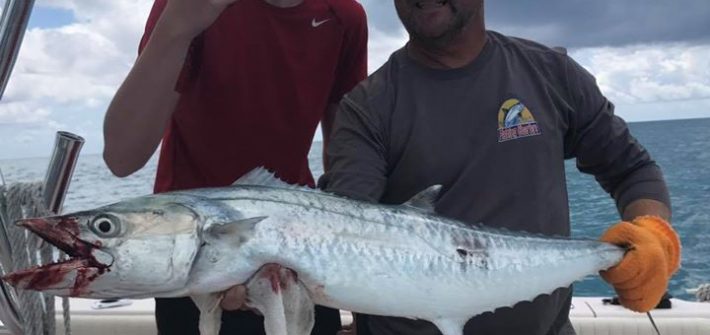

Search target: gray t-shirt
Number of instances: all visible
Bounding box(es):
[318,31,670,335]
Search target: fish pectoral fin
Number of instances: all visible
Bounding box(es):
[204,217,267,243]
[245,264,315,335]
[403,185,442,213]
[190,293,223,335]
[432,318,467,335]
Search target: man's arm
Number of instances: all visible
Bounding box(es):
[562,55,671,217]
[103,0,238,177]
[563,55,679,313]
[318,95,388,202]
[622,199,671,221]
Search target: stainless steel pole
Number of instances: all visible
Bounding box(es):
[42,132,84,335]
[0,0,35,100]
[42,132,85,214]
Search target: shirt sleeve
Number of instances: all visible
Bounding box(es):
[328,2,368,104]
[563,57,671,214]
[317,94,388,202]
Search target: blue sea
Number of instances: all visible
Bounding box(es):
[1,118,708,300]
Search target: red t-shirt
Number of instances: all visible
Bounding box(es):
[140,0,368,193]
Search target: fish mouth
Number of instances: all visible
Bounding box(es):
[1,217,113,296]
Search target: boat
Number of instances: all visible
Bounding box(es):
[0,296,708,335]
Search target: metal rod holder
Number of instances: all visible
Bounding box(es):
[42,131,85,214]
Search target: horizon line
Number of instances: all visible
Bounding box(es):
[1,116,708,162]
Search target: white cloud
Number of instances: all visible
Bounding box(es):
[9,1,150,103]
[572,44,710,105]
[0,101,51,124]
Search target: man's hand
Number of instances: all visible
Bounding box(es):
[600,215,681,312]
[220,284,248,311]
[160,0,240,40]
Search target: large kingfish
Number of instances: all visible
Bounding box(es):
[2,168,624,335]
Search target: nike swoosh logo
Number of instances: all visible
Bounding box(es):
[311,18,331,28]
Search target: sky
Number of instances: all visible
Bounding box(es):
[0,0,708,159]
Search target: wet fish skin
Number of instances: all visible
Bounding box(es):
[2,168,624,335]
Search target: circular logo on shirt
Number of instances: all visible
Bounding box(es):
[497,98,542,142]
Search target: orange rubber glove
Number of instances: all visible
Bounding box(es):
[599,215,681,313]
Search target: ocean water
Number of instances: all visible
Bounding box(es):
[1,118,708,300]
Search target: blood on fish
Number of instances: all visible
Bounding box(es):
[3,269,52,289]
[1,218,109,293]
[3,261,79,290]
[28,266,68,290]
[257,264,298,294]
[258,264,284,293]
[57,216,81,237]
[71,267,101,297]
[311,284,330,303]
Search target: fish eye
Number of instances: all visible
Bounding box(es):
[90,215,120,237]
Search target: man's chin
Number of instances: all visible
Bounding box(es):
[410,27,456,46]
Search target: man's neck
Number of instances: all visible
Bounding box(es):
[406,24,487,70]
[263,0,303,8]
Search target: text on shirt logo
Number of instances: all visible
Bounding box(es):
[497,98,542,142]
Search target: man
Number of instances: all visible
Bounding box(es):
[102,0,367,334]
[317,0,681,334]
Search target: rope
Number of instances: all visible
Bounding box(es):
[0,182,71,335]
[2,183,46,335]
[697,283,710,303]
[0,166,6,187]
[63,296,71,335]
[646,312,661,335]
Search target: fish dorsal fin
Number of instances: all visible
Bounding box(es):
[403,185,441,213]
[233,167,309,191]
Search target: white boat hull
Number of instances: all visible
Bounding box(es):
[0,297,708,335]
